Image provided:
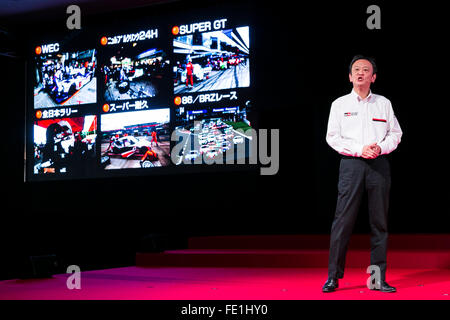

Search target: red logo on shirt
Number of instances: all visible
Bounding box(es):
[344,112,358,117]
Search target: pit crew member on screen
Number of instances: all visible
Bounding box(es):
[151,130,158,147]
[186,60,194,88]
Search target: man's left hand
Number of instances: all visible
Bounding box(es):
[370,143,381,156]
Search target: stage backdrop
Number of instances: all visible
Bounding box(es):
[1,0,448,279]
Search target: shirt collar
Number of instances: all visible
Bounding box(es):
[351,89,373,102]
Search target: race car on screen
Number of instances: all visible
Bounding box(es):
[104,135,158,167]
[45,70,94,104]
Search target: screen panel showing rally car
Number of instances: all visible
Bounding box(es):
[173,103,253,165]
[33,116,97,174]
[173,26,250,94]
[101,46,169,102]
[100,109,171,169]
[34,49,97,109]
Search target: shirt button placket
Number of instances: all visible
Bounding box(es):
[363,100,369,146]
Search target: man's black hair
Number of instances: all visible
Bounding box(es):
[349,55,377,74]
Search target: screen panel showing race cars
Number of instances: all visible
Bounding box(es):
[100,109,171,169]
[102,47,168,102]
[25,4,255,181]
[34,48,97,108]
[98,27,169,106]
[173,26,250,94]
[173,103,253,165]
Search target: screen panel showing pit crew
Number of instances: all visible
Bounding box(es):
[100,109,171,169]
[34,49,97,109]
[173,103,253,165]
[99,29,169,104]
[173,26,250,94]
[33,116,97,175]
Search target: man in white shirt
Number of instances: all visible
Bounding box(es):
[322,55,402,293]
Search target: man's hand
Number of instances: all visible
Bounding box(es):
[371,143,381,156]
[362,143,381,159]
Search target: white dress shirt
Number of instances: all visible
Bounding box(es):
[326,89,402,157]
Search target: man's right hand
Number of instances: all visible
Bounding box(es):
[362,143,379,159]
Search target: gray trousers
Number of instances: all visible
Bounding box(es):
[328,156,391,281]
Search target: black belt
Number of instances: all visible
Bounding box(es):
[341,155,387,160]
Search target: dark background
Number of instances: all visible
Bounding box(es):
[1,0,448,279]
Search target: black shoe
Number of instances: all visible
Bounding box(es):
[371,281,397,293]
[322,278,339,292]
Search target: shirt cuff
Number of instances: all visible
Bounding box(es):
[378,142,387,155]
[354,144,364,157]
[341,144,363,157]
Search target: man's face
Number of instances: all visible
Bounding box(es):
[349,59,376,87]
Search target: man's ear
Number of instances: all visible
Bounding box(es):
[349,73,353,83]
[371,73,377,83]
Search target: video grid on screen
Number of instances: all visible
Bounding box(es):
[100,109,171,169]
[173,26,250,94]
[27,11,255,181]
[34,49,97,108]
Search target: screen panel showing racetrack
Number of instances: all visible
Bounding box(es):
[25,4,255,182]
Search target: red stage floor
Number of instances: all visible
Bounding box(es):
[1,266,449,300]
